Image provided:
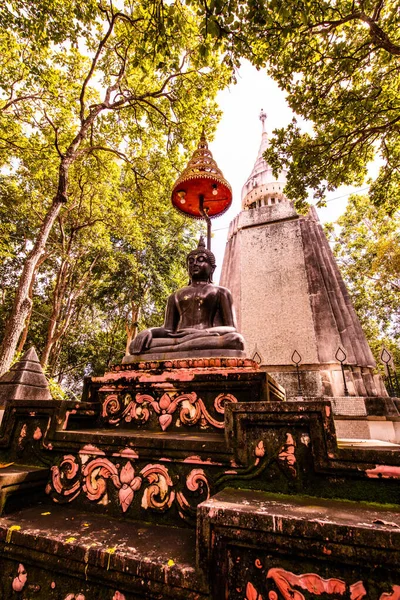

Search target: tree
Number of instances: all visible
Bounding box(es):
[0,0,230,375]
[196,0,400,212]
[326,194,400,368]
[0,133,200,387]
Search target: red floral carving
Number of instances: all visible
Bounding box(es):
[102,394,120,418]
[120,461,134,484]
[49,453,191,519]
[140,463,175,510]
[365,466,400,479]
[18,423,27,449]
[186,468,209,494]
[179,393,201,426]
[33,427,42,440]
[103,389,238,430]
[118,461,142,512]
[103,393,151,426]
[50,455,81,501]
[82,457,120,501]
[12,564,27,592]
[214,393,238,413]
[159,413,173,431]
[118,486,134,513]
[176,469,210,518]
[380,586,400,600]
[278,433,297,477]
[351,581,367,600]
[255,441,265,457]
[246,581,263,600]
[254,440,265,465]
[251,567,399,600]
[267,568,346,600]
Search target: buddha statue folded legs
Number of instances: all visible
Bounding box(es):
[124,237,245,362]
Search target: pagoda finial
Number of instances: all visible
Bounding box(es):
[259,108,267,132]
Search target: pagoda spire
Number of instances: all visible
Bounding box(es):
[240,110,287,209]
[259,108,267,132]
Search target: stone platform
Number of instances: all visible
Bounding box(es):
[0,349,400,598]
[331,395,400,443]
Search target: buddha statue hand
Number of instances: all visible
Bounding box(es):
[131,329,153,354]
[131,328,173,354]
[131,327,222,355]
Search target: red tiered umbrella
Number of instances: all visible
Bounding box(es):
[171,131,232,249]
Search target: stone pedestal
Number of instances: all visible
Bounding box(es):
[0,350,400,598]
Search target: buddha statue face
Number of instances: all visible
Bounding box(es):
[187,237,216,283]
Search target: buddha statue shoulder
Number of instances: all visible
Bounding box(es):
[127,237,245,359]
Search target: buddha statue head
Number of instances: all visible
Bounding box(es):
[187,236,216,284]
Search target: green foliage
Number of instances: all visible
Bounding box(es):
[0,0,230,387]
[326,194,400,369]
[194,0,400,212]
[47,377,70,401]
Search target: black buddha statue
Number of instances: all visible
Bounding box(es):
[126,237,245,360]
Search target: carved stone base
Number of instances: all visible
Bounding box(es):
[122,349,247,364]
[1,354,400,598]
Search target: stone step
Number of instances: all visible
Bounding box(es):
[197,489,400,599]
[56,428,230,462]
[0,464,49,515]
[0,503,207,599]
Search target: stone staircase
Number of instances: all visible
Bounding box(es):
[44,357,280,529]
[0,349,400,599]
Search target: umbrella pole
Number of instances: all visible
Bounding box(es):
[199,194,212,251]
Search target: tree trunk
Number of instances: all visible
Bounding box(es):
[15,306,33,356]
[16,253,49,356]
[42,254,98,372]
[0,74,110,376]
[0,200,63,376]
[125,303,141,355]
[41,258,68,369]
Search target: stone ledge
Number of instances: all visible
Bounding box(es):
[121,351,248,367]
[0,504,207,599]
[197,488,400,593]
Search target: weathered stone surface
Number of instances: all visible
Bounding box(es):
[0,464,49,514]
[0,357,398,598]
[197,488,400,600]
[0,347,52,402]
[0,504,206,599]
[220,200,387,398]
[320,396,400,443]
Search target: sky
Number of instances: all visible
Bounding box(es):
[206,60,366,283]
